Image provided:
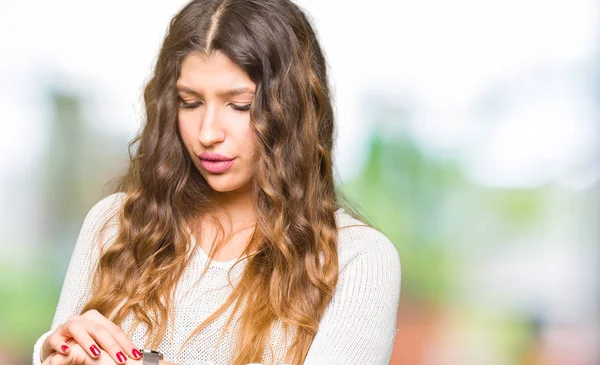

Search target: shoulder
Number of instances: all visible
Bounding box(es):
[334,208,401,280]
[79,192,127,245]
[84,192,127,226]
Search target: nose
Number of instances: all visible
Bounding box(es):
[198,104,225,147]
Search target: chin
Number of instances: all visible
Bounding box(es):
[208,184,239,193]
[203,176,252,195]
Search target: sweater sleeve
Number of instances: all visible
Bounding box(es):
[32,193,126,365]
[303,227,401,365]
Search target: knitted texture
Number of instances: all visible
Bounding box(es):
[33,193,401,365]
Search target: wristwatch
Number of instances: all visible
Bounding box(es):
[142,349,164,365]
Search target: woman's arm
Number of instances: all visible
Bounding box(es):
[33,193,128,364]
[302,228,402,365]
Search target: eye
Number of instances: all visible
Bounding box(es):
[230,103,251,112]
[178,97,202,110]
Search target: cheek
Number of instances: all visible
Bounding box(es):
[242,125,258,158]
[177,114,194,145]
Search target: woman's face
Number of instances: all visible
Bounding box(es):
[177,52,257,196]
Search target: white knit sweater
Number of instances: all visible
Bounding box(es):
[32,193,401,365]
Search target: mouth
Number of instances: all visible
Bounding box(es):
[198,152,233,161]
[198,156,235,173]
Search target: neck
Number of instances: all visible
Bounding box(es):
[211,189,256,231]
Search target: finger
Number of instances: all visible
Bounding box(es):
[42,330,72,361]
[62,340,91,365]
[61,318,103,360]
[41,352,52,365]
[83,309,142,360]
[42,352,69,365]
[41,354,56,365]
[80,317,130,364]
[44,352,74,365]
[42,316,84,357]
[48,341,71,356]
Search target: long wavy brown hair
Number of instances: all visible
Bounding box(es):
[81,0,347,364]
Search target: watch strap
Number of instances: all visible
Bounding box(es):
[142,349,163,365]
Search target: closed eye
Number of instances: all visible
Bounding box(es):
[231,103,251,112]
[179,98,202,110]
[177,98,250,112]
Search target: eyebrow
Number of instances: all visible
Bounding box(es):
[176,85,255,98]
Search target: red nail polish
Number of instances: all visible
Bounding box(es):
[61,345,69,353]
[116,351,127,363]
[90,345,101,357]
[132,349,142,359]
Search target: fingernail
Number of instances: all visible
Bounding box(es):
[90,345,101,357]
[132,349,142,359]
[116,351,127,363]
[61,345,69,353]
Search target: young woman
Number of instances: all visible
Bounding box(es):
[33,0,401,364]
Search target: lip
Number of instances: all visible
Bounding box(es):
[198,152,235,173]
[198,152,233,161]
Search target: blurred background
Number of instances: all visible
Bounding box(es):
[1,0,598,364]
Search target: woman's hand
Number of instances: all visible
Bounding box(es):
[41,309,142,364]
[42,341,142,365]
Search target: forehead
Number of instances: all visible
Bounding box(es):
[177,52,254,91]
